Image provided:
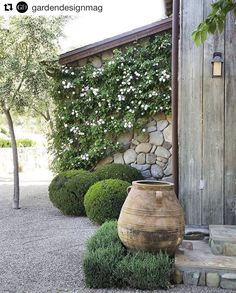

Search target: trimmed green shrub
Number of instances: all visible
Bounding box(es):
[84,179,130,225]
[94,163,143,183]
[0,138,11,147]
[84,245,125,289]
[49,170,97,216]
[116,251,173,290]
[17,138,36,147]
[83,221,174,290]
[84,221,126,288]
[0,138,36,148]
[86,221,122,252]
[49,169,83,196]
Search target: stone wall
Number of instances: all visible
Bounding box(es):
[71,40,172,181]
[0,147,50,174]
[96,113,172,181]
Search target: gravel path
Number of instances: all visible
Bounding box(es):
[0,172,234,293]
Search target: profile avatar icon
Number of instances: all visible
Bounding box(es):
[16,1,28,13]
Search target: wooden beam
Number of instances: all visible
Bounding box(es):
[224,12,236,224]
[179,0,204,224]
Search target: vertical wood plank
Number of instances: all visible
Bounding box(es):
[201,0,224,224]
[224,12,236,224]
[179,0,203,224]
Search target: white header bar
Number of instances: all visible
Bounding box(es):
[0,0,104,16]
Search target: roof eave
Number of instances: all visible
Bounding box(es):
[59,17,172,65]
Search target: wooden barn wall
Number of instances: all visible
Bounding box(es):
[179,0,236,224]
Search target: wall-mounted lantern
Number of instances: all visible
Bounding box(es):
[211,52,223,78]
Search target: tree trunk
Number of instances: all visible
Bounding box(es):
[46,109,54,135]
[4,108,20,209]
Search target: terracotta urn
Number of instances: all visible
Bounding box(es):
[118,180,185,255]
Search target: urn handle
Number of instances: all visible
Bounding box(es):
[127,186,132,194]
[156,191,163,204]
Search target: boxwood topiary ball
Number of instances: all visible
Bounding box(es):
[49,170,98,216]
[84,179,130,225]
[94,163,143,183]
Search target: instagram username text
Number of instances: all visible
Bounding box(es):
[32,4,103,13]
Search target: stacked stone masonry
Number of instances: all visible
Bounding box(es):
[174,270,236,290]
[96,113,172,181]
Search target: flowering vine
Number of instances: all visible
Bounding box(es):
[50,33,171,171]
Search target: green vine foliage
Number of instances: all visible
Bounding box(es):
[192,0,236,45]
[50,33,171,171]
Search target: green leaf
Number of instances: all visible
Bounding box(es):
[200,30,208,43]
[217,20,225,33]
[192,30,205,46]
[192,30,200,45]
[208,21,217,34]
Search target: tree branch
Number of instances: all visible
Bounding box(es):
[10,47,32,106]
[31,106,49,121]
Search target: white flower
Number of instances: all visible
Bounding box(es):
[92,88,99,96]
[118,95,125,101]
[81,153,89,160]
[128,122,133,128]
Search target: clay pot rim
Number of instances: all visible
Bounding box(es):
[132,180,174,191]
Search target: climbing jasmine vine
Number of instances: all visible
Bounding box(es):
[50,33,171,171]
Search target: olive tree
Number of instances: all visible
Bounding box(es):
[0,16,66,209]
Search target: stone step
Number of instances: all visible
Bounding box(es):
[209,225,236,256]
[175,240,236,289]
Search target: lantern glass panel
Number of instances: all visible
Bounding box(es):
[212,61,222,77]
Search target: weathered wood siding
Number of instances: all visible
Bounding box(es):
[179,0,236,224]
[224,12,236,224]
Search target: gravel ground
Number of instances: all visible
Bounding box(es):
[0,171,234,293]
